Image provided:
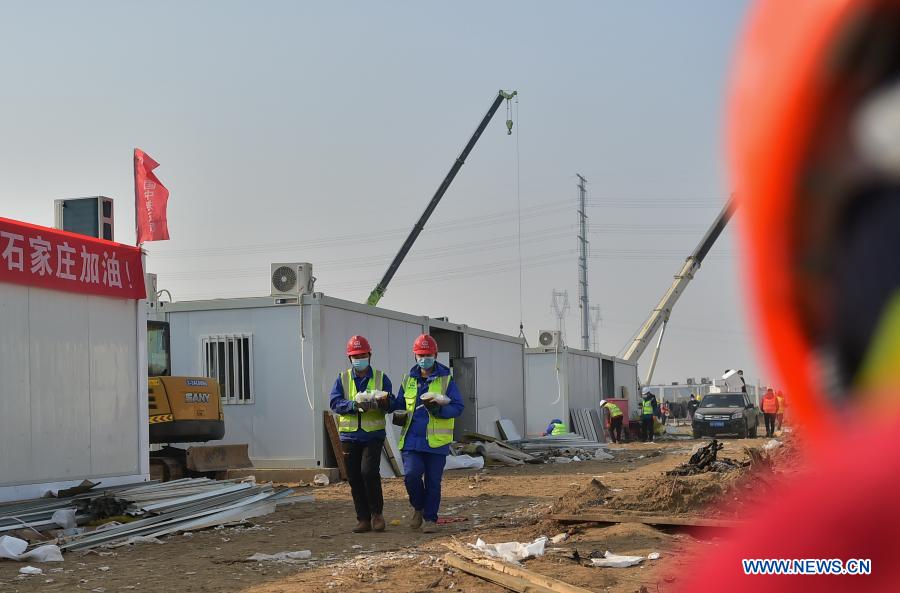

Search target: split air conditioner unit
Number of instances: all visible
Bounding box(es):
[54,196,114,241]
[270,263,315,298]
[537,330,562,349]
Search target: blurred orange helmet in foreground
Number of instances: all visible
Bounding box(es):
[729,0,900,442]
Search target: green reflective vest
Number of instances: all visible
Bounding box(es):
[338,369,385,433]
[642,398,654,416]
[606,403,623,418]
[397,373,453,449]
[550,422,568,435]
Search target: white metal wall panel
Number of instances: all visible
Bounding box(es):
[320,305,423,403]
[88,296,141,476]
[566,351,601,411]
[168,306,309,466]
[614,360,640,414]
[465,334,525,436]
[524,352,567,436]
[0,284,32,482]
[27,289,93,483]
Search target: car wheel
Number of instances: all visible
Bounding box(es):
[749,423,758,438]
[738,421,749,439]
[692,429,702,438]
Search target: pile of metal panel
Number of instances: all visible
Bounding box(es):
[569,408,607,443]
[507,433,610,454]
[0,478,297,554]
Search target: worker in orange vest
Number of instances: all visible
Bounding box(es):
[775,390,786,432]
[679,1,900,590]
[761,388,778,437]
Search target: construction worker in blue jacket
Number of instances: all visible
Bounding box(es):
[542,419,568,436]
[329,335,393,534]
[388,334,464,534]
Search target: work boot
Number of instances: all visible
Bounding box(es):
[422,521,438,534]
[371,514,386,532]
[409,510,423,530]
[352,519,372,533]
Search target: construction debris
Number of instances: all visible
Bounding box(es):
[472,536,548,563]
[0,478,300,558]
[246,550,311,562]
[443,540,595,593]
[666,439,748,476]
[589,551,644,568]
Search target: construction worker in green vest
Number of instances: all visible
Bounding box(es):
[328,335,393,534]
[640,389,659,443]
[542,419,568,436]
[600,399,625,443]
[387,334,464,534]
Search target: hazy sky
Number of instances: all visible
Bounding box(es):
[0,1,763,385]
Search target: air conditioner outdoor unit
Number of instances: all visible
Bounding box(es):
[686,377,695,385]
[270,263,315,298]
[54,196,115,241]
[537,330,562,348]
[701,377,711,384]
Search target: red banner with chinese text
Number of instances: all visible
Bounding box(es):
[134,148,170,244]
[0,217,146,299]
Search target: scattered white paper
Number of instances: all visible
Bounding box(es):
[19,566,43,575]
[473,536,547,563]
[247,550,311,562]
[590,551,644,568]
[0,536,64,563]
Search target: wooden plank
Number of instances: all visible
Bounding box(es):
[443,542,595,593]
[382,428,403,477]
[443,553,556,593]
[550,512,743,529]
[323,411,349,481]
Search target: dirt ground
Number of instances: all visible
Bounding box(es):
[0,436,780,593]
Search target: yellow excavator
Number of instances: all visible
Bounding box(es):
[147,320,251,481]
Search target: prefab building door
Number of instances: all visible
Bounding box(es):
[451,357,477,439]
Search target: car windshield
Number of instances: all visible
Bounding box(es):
[701,394,744,408]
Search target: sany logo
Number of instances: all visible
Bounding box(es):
[352,340,362,348]
[184,393,210,404]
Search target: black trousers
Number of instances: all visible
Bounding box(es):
[764,413,777,436]
[341,440,384,521]
[609,415,624,443]
[641,416,655,442]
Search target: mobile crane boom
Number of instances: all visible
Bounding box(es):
[366,90,517,306]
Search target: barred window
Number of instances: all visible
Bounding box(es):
[201,334,254,404]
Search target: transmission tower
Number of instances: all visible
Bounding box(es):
[576,174,590,350]
[551,289,570,344]
[590,305,603,352]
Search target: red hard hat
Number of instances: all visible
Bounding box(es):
[346,335,371,356]
[412,334,439,356]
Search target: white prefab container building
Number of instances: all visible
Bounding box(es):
[164,293,526,469]
[0,219,149,502]
[524,347,639,436]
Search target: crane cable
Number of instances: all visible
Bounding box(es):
[511,95,528,346]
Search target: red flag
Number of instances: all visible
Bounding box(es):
[133,148,170,244]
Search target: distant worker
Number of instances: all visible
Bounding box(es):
[389,334,464,534]
[542,418,568,436]
[775,390,786,432]
[600,399,624,443]
[761,387,778,438]
[329,335,393,534]
[687,393,700,419]
[640,389,659,443]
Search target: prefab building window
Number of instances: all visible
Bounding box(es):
[202,334,253,404]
